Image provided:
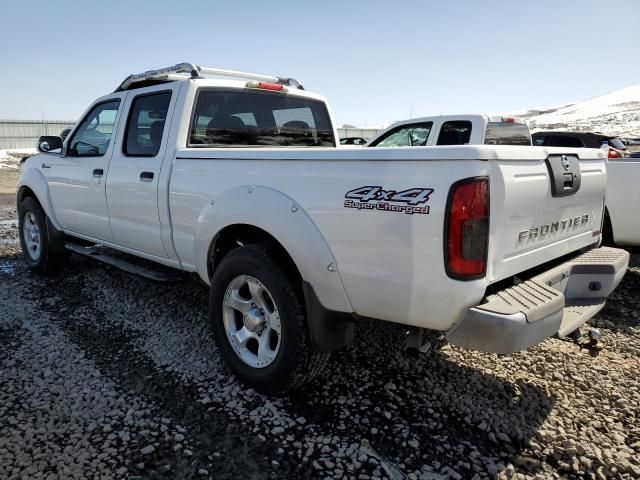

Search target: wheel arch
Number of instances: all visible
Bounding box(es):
[206,223,302,287]
[17,167,63,231]
[193,186,353,316]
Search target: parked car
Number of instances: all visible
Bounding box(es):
[18,63,628,392]
[339,137,367,145]
[532,131,628,158]
[368,115,532,147]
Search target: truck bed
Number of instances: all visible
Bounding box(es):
[170,144,606,331]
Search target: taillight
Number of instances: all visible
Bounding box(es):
[445,178,489,279]
[608,149,621,159]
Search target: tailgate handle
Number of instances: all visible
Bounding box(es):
[546,155,581,197]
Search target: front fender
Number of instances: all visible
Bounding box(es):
[17,160,63,231]
[194,186,353,314]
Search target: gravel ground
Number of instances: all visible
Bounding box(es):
[1,190,639,480]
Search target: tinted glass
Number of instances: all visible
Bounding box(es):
[124,92,172,156]
[68,100,120,156]
[189,90,335,147]
[437,121,472,145]
[369,123,432,147]
[340,137,367,145]
[550,136,583,148]
[484,122,531,146]
[533,136,546,146]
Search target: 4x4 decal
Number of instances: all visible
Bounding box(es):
[344,186,433,215]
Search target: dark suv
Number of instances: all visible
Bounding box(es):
[532,131,628,158]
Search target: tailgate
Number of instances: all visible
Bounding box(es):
[487,147,606,283]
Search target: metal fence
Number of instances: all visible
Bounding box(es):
[337,127,383,141]
[0,120,76,149]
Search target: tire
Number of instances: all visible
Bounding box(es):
[209,243,329,393]
[18,197,69,273]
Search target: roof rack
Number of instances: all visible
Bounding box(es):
[114,62,304,92]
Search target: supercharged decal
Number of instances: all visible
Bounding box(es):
[344,186,433,215]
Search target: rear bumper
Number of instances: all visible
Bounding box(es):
[445,247,629,354]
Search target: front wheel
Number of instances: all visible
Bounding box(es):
[18,197,68,273]
[209,244,329,393]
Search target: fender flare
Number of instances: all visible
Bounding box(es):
[193,185,353,315]
[17,164,63,231]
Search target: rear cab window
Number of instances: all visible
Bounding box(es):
[368,123,433,147]
[484,122,531,146]
[437,121,472,145]
[189,89,335,147]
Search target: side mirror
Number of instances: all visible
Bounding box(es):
[38,135,63,153]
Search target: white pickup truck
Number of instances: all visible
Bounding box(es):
[18,63,628,392]
[367,115,532,148]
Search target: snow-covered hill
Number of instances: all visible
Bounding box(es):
[512,85,640,138]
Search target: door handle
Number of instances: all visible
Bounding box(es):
[41,163,51,169]
[93,168,104,177]
[140,171,154,182]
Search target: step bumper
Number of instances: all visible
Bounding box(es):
[445,247,629,354]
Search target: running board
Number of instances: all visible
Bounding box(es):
[65,243,183,282]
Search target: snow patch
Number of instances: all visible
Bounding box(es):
[0,148,36,170]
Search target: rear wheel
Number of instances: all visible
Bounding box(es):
[209,243,329,393]
[18,197,69,273]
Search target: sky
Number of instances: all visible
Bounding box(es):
[2,0,639,127]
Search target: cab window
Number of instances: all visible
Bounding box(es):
[189,89,335,147]
[437,121,472,145]
[68,100,120,157]
[124,92,172,157]
[484,122,531,146]
[369,123,433,147]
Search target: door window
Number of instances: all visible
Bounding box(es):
[68,100,120,157]
[437,121,472,145]
[124,92,172,157]
[369,123,433,147]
